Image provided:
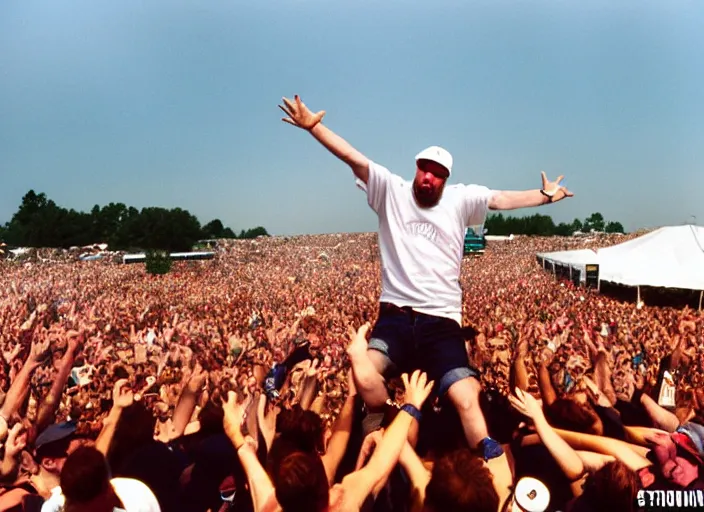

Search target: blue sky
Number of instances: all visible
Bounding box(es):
[1,0,702,235]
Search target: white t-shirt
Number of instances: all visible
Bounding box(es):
[357,161,493,325]
[41,478,161,512]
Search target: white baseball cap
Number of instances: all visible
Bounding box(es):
[511,477,550,512]
[415,146,453,177]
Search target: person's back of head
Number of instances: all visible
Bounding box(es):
[544,398,601,435]
[570,460,638,512]
[424,448,499,512]
[108,401,157,471]
[61,445,121,512]
[273,451,329,512]
[276,405,325,453]
[198,400,225,435]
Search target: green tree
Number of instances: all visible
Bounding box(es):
[485,213,556,236]
[570,218,584,233]
[554,222,573,236]
[584,212,605,232]
[239,226,269,239]
[144,249,172,275]
[91,202,128,246]
[5,190,48,246]
[605,221,625,234]
[201,219,225,239]
[3,190,269,250]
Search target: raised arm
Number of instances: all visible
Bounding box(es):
[553,428,652,471]
[279,95,370,183]
[341,370,434,509]
[321,372,357,485]
[509,388,585,482]
[0,338,48,435]
[34,332,82,438]
[488,172,573,210]
[223,392,275,512]
[170,364,207,439]
[95,379,134,456]
[398,441,431,512]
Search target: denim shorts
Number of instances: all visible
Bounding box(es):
[367,302,479,396]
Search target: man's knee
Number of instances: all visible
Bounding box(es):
[366,342,392,375]
[447,376,482,413]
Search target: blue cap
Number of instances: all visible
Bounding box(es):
[35,421,77,451]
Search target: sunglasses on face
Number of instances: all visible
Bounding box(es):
[417,160,449,179]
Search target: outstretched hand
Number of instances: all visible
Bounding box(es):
[541,172,574,203]
[279,95,325,130]
[508,387,544,421]
[401,370,434,410]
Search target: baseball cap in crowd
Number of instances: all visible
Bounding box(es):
[511,476,551,512]
[35,421,77,451]
[671,432,704,467]
[415,146,453,177]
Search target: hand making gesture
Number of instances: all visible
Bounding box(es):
[540,172,574,203]
[279,95,325,130]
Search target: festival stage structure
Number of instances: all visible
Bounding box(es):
[536,225,704,310]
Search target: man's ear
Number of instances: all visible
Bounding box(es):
[41,457,59,473]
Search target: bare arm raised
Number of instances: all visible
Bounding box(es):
[488,172,574,210]
[279,95,370,183]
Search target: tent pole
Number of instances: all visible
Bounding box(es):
[699,290,703,312]
[637,286,641,305]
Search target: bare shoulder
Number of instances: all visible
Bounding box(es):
[329,483,359,512]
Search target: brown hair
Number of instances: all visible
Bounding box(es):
[577,460,639,512]
[276,405,324,453]
[424,449,499,512]
[273,451,329,512]
[60,446,122,512]
[544,398,601,435]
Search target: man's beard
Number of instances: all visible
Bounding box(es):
[413,182,441,208]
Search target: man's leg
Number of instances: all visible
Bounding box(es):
[446,376,490,448]
[363,342,420,445]
[348,306,411,410]
[347,340,390,410]
[349,306,414,437]
[417,315,502,460]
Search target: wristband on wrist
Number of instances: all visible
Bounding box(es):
[400,403,422,422]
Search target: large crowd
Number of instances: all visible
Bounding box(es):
[0,232,702,511]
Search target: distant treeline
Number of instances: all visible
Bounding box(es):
[485,212,625,236]
[0,190,268,252]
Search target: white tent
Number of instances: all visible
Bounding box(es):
[598,225,704,290]
[537,225,704,309]
[535,249,598,283]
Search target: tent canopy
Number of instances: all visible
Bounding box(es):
[537,225,704,291]
[597,225,704,290]
[536,249,597,268]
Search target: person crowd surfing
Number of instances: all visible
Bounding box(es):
[278,94,574,461]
